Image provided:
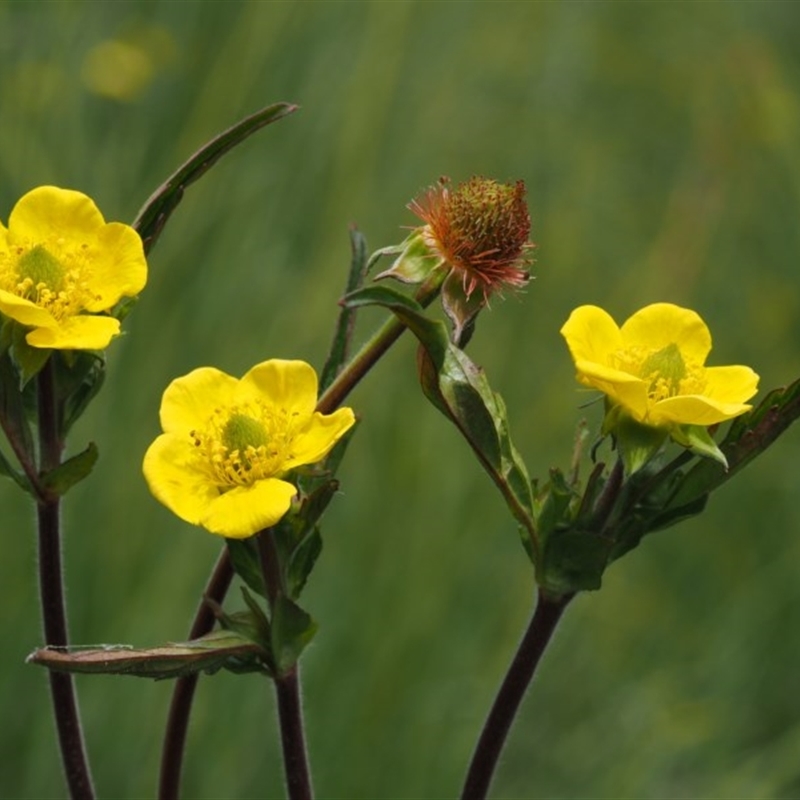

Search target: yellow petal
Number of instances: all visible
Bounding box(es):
[284,407,356,469]
[143,434,218,526]
[25,315,120,349]
[650,395,752,426]
[703,365,759,405]
[573,359,651,422]
[0,289,57,328]
[83,222,148,311]
[7,186,106,243]
[621,303,712,363]
[241,359,319,416]
[560,305,622,366]
[159,367,239,435]
[200,478,297,539]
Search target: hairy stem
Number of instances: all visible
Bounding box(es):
[158,549,234,800]
[37,358,95,800]
[258,530,313,800]
[274,667,313,800]
[461,589,572,800]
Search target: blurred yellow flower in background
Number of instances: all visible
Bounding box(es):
[560,303,759,428]
[143,359,355,539]
[0,186,147,349]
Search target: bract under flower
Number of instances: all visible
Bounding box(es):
[560,303,759,428]
[143,359,356,539]
[0,186,147,349]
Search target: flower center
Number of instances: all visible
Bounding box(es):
[191,402,300,489]
[17,245,66,295]
[640,342,686,397]
[0,239,99,320]
[613,342,706,402]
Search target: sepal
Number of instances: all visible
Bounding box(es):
[605,408,668,475]
[373,231,443,285]
[670,424,727,468]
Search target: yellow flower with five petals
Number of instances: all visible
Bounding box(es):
[0,186,147,349]
[560,303,759,429]
[143,359,356,539]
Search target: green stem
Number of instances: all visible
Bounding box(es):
[316,272,442,414]
[158,275,444,797]
[36,357,95,800]
[461,589,572,800]
[258,530,313,800]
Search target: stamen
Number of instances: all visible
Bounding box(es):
[190,402,300,490]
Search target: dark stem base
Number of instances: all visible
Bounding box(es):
[37,360,95,800]
[461,589,573,800]
[274,667,313,800]
[158,549,234,800]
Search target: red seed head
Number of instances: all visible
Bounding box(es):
[408,176,534,300]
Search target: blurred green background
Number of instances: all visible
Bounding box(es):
[2,2,800,798]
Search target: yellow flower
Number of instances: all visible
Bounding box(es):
[560,303,759,428]
[0,186,147,349]
[143,359,356,539]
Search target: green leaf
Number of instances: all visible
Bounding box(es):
[0,447,32,494]
[0,353,35,475]
[133,102,298,254]
[286,527,322,600]
[535,467,614,594]
[41,443,98,496]
[53,350,106,434]
[540,529,613,594]
[26,630,269,680]
[374,231,442,284]
[274,477,338,599]
[226,538,266,599]
[10,326,50,387]
[320,228,369,393]
[270,595,318,676]
[345,286,537,557]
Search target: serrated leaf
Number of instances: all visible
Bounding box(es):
[26,630,269,680]
[344,286,537,557]
[133,102,298,253]
[270,596,318,676]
